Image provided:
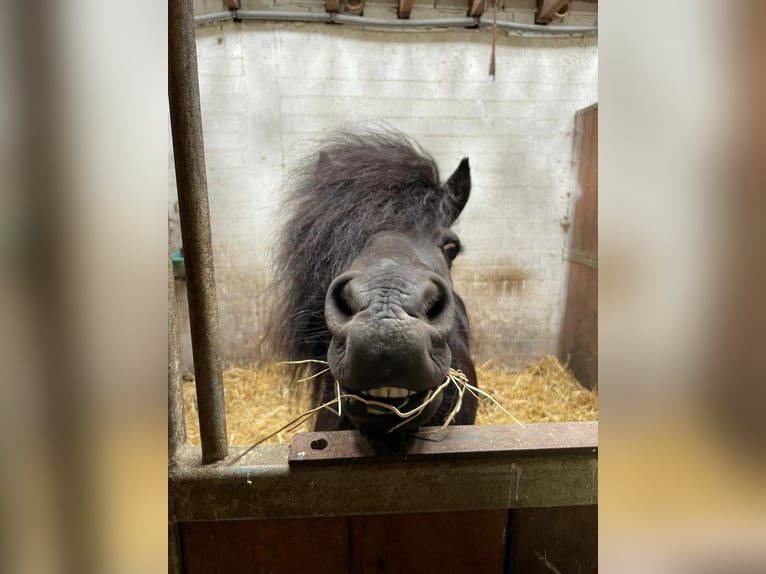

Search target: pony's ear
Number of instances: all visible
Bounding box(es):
[445,158,471,223]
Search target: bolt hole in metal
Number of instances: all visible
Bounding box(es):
[310,438,329,450]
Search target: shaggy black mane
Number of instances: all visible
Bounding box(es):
[270,127,457,363]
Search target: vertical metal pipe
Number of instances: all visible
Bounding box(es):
[168,0,228,463]
[168,522,184,574]
[168,236,186,467]
[168,239,185,573]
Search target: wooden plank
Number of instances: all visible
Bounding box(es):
[559,105,598,389]
[398,0,413,19]
[181,517,348,574]
[572,110,596,253]
[560,263,597,389]
[576,110,598,255]
[507,505,597,573]
[536,0,569,23]
[349,510,507,574]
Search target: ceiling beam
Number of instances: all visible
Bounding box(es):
[468,0,487,18]
[536,0,569,23]
[398,0,413,19]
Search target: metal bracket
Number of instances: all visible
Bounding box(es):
[563,248,598,269]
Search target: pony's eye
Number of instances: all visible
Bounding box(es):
[442,241,460,261]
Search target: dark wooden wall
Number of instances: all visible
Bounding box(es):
[180,506,596,573]
[559,104,598,389]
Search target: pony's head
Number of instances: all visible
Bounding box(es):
[273,128,475,433]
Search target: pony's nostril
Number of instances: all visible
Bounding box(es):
[328,275,356,319]
[423,279,451,322]
[424,293,446,321]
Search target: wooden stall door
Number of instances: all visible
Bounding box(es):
[559,104,598,389]
[180,510,508,574]
[506,505,598,574]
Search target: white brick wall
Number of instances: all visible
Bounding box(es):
[169,19,597,370]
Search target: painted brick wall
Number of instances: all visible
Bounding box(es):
[169,15,598,371]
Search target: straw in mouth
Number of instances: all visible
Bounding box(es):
[225,363,523,465]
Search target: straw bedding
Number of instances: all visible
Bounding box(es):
[182,355,598,447]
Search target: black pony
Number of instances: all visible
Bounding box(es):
[271,128,477,433]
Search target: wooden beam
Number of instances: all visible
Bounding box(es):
[398,0,413,19]
[536,0,568,23]
[325,0,339,12]
[222,0,241,9]
[468,0,487,17]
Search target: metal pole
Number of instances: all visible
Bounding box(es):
[169,0,228,463]
[168,240,184,574]
[198,10,598,35]
[168,236,186,467]
[168,523,183,574]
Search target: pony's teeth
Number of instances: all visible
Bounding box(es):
[366,387,410,399]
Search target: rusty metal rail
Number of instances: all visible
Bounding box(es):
[169,422,598,522]
[168,238,185,468]
[169,0,228,464]
[194,10,598,35]
[289,422,597,466]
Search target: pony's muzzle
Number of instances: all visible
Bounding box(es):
[324,270,455,397]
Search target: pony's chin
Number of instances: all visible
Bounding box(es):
[341,387,444,434]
